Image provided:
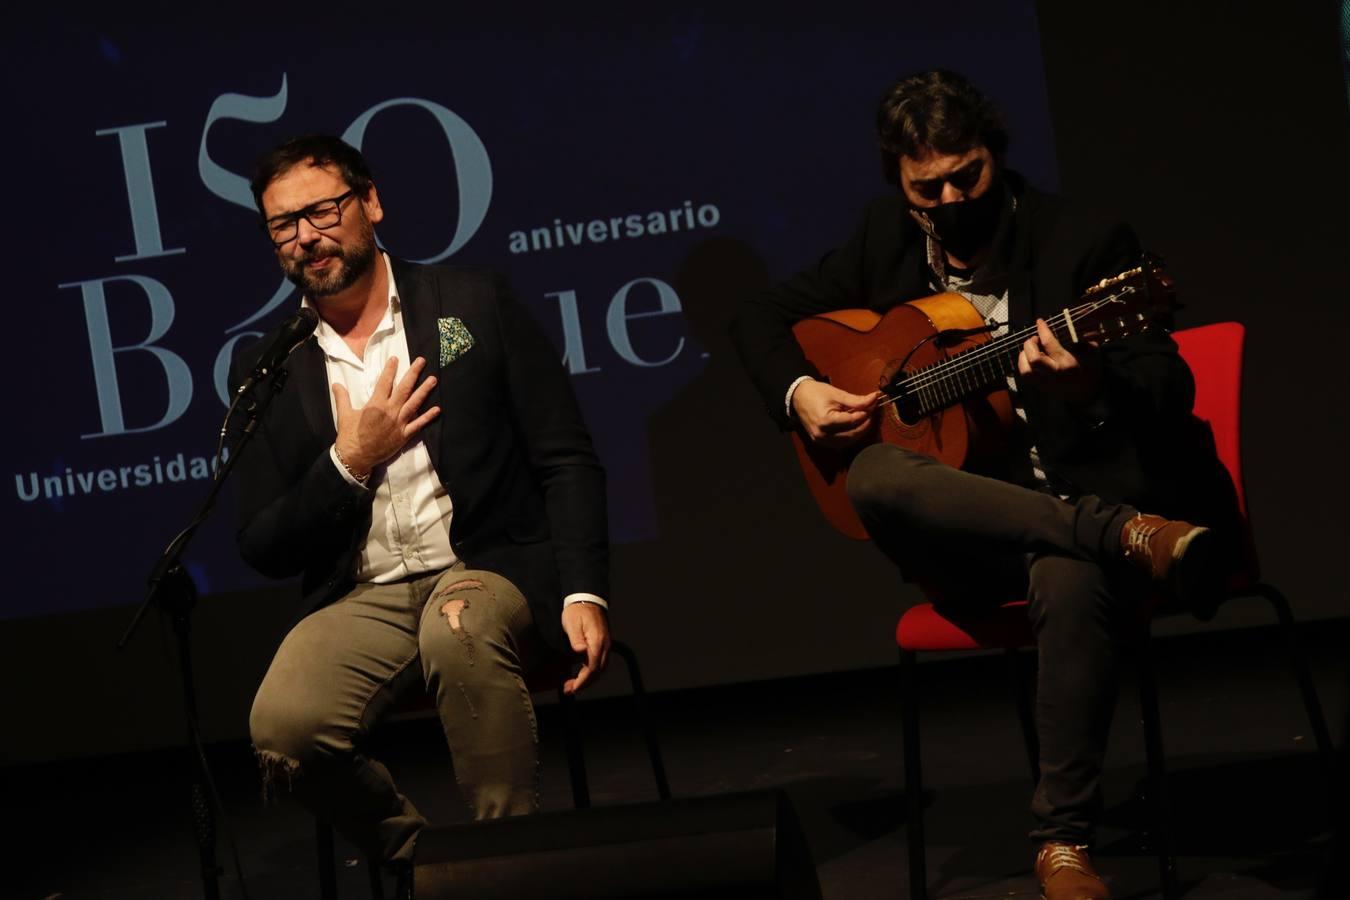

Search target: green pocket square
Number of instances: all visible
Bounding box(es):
[438,316,475,366]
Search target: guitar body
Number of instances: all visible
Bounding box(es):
[790,293,1015,538]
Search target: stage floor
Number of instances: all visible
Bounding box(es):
[11,617,1347,899]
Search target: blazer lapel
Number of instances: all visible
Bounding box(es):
[1002,179,1038,327]
[392,259,444,458]
[293,338,336,444]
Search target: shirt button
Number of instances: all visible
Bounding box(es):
[401,546,415,560]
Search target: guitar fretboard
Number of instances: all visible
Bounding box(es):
[891,287,1144,419]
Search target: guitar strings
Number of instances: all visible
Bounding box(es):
[893,302,1084,391]
[873,313,1054,412]
[876,291,1133,410]
[894,291,1131,390]
[901,303,1087,389]
[875,315,1053,411]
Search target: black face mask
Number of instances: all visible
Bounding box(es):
[907,177,1007,263]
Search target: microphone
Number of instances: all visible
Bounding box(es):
[235,308,320,395]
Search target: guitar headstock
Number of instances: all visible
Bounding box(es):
[1071,254,1177,345]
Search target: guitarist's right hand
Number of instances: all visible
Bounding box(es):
[791,379,882,448]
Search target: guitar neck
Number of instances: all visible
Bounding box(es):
[900,304,1096,418]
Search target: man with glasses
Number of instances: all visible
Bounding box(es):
[232,134,610,896]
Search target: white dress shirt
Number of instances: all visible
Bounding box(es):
[309,253,607,608]
[309,254,457,583]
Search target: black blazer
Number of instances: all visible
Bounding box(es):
[730,174,1240,528]
[228,260,608,651]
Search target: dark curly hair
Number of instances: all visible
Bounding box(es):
[250,134,375,218]
[875,70,1008,186]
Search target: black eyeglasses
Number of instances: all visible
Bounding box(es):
[264,190,356,246]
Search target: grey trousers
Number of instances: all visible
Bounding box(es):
[846,443,1142,846]
[249,564,545,863]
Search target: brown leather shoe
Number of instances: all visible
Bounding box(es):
[1120,513,1221,612]
[1035,842,1111,900]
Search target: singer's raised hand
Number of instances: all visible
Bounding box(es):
[332,357,441,479]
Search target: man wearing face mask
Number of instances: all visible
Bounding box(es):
[730,70,1239,900]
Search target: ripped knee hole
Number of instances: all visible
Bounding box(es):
[436,580,492,632]
[255,748,302,800]
[442,597,469,630]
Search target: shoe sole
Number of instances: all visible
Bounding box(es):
[1170,525,1223,617]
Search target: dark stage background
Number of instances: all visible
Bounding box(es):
[2,1,1346,765]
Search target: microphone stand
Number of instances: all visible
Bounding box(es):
[118,368,291,900]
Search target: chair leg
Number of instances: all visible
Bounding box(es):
[1255,584,1337,781]
[611,640,673,800]
[316,819,338,900]
[558,688,592,809]
[367,858,385,900]
[1005,648,1040,784]
[1135,647,1180,899]
[899,649,927,900]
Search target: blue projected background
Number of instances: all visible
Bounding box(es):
[5,5,1056,619]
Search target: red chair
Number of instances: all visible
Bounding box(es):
[894,322,1334,899]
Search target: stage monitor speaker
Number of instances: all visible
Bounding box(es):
[413,789,822,899]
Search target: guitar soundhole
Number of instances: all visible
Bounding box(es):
[879,361,925,429]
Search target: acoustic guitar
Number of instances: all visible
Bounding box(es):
[789,258,1176,538]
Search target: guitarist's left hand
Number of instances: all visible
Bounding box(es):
[1017,318,1103,407]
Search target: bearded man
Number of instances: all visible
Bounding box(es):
[232,135,610,897]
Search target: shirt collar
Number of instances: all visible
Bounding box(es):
[302,251,400,363]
